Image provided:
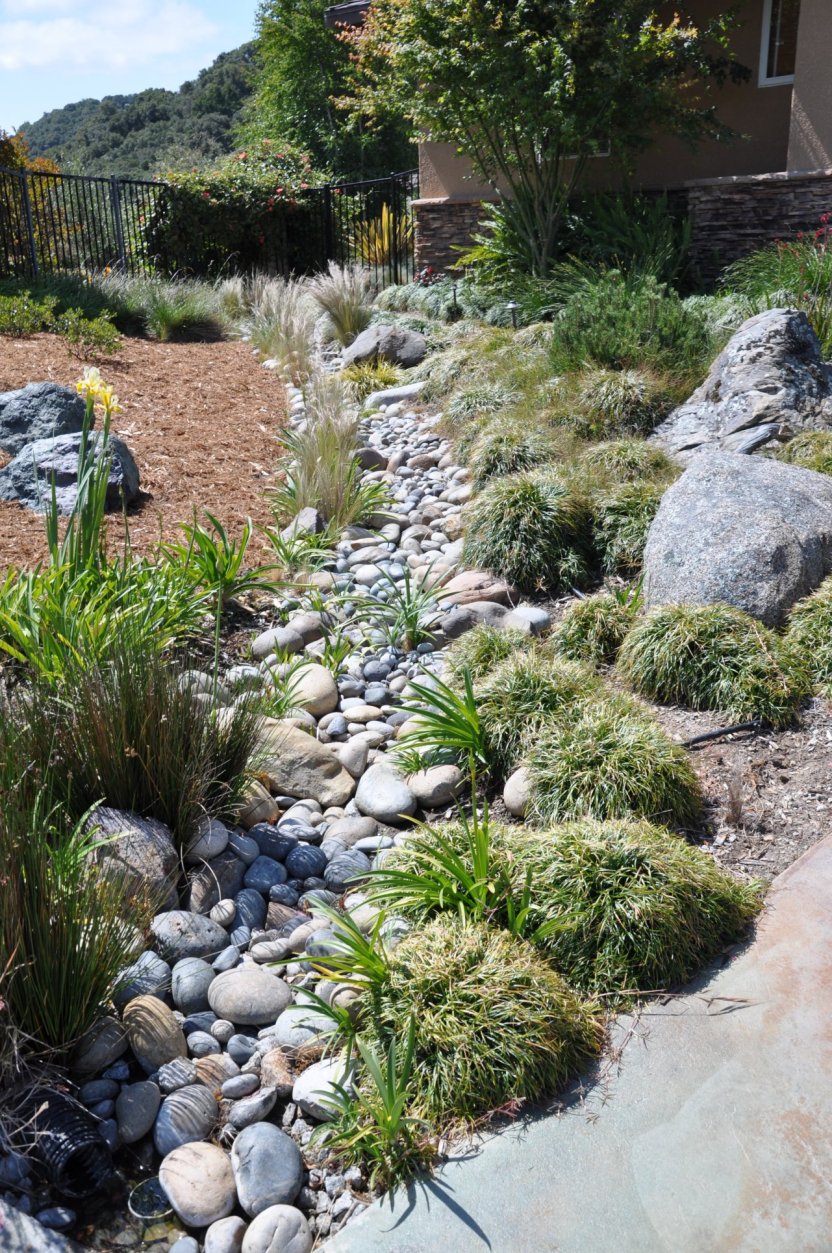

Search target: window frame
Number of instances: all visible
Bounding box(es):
[758,0,800,88]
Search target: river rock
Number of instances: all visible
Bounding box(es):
[123,995,187,1072]
[115,1080,161,1145]
[241,1205,312,1253]
[151,911,229,961]
[85,808,178,910]
[205,1216,247,1253]
[324,849,372,894]
[503,766,532,818]
[236,780,281,829]
[292,1055,353,1122]
[259,1048,295,1097]
[71,1015,128,1076]
[187,850,247,914]
[409,764,464,809]
[291,664,339,718]
[0,430,140,514]
[208,967,292,1026]
[642,451,832,625]
[160,1141,237,1227]
[651,309,832,461]
[284,843,327,880]
[154,1084,218,1155]
[256,719,356,807]
[171,958,216,1015]
[0,382,87,456]
[341,323,427,370]
[231,1123,304,1216]
[113,950,171,1008]
[272,1006,333,1057]
[185,818,230,866]
[355,763,416,826]
[440,570,514,606]
[226,1087,277,1129]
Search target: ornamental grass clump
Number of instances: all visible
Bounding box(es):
[775,431,832,476]
[617,603,810,729]
[549,592,636,666]
[463,470,592,597]
[307,261,374,347]
[445,623,531,682]
[511,819,763,994]
[467,422,567,489]
[477,653,601,778]
[785,576,832,695]
[591,481,665,577]
[574,367,674,438]
[373,916,602,1125]
[575,438,676,485]
[526,694,702,828]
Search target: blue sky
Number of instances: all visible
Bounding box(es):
[0,0,260,132]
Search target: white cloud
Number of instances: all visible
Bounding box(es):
[0,1,218,70]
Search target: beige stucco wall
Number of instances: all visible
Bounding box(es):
[787,0,832,170]
[419,0,795,201]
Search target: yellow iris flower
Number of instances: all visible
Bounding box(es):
[75,367,122,416]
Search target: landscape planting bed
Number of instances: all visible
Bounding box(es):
[0,334,287,568]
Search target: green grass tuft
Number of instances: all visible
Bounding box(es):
[617,603,810,729]
[444,624,531,682]
[462,470,592,597]
[467,422,566,489]
[785,576,832,696]
[548,593,636,666]
[576,438,677,484]
[591,481,665,577]
[374,915,602,1125]
[526,694,702,827]
[774,432,832,476]
[573,368,675,438]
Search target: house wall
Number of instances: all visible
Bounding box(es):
[787,0,832,170]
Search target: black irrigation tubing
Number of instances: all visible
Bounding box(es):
[681,720,762,749]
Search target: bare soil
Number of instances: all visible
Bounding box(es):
[0,333,287,568]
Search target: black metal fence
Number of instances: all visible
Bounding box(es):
[0,166,419,286]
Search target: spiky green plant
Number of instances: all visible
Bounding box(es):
[398,670,489,783]
[549,592,636,666]
[248,276,317,384]
[774,432,832,476]
[784,577,832,696]
[526,694,702,827]
[307,262,373,347]
[361,568,443,651]
[576,438,677,484]
[573,367,674,438]
[444,624,531,682]
[373,916,602,1125]
[462,471,592,597]
[591,481,665,577]
[341,361,402,401]
[446,382,518,424]
[510,819,763,994]
[617,603,809,729]
[467,422,566,488]
[476,653,601,778]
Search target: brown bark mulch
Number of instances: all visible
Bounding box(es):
[0,333,287,570]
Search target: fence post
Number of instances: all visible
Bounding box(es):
[323,183,334,263]
[389,173,400,286]
[110,176,127,270]
[19,172,39,280]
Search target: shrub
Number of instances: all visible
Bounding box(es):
[477,653,600,778]
[576,438,676,485]
[95,273,228,342]
[307,262,373,347]
[445,623,531,682]
[462,471,592,597]
[775,432,832,476]
[526,694,702,827]
[0,291,56,336]
[56,307,122,359]
[591,481,665,577]
[341,361,402,400]
[549,592,636,666]
[511,819,763,993]
[784,576,832,696]
[374,916,602,1124]
[617,603,809,729]
[573,368,674,439]
[467,423,566,489]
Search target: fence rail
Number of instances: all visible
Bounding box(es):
[0,166,419,286]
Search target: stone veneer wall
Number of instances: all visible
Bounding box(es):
[412,198,493,273]
[685,168,832,283]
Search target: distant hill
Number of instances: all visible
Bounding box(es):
[18,45,256,179]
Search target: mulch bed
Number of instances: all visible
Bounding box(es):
[0,333,287,569]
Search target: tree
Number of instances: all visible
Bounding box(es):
[243,0,414,181]
[341,0,745,275]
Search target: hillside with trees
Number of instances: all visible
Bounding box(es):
[17,45,256,179]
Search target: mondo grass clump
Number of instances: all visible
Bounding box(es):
[775,431,832,476]
[526,694,702,828]
[511,820,763,994]
[575,438,676,485]
[467,423,566,489]
[549,592,636,666]
[617,603,810,729]
[785,576,832,695]
[445,624,531,682]
[574,368,675,439]
[591,481,665,577]
[476,653,601,778]
[463,471,592,597]
[374,915,602,1125]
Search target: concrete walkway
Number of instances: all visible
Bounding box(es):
[328,836,832,1253]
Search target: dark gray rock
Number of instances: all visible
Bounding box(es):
[249,823,297,862]
[0,430,140,514]
[284,844,327,880]
[171,958,216,1015]
[86,809,178,910]
[187,850,247,915]
[244,855,287,893]
[0,382,86,456]
[113,950,171,1008]
[342,323,427,370]
[280,506,325,542]
[230,1122,304,1217]
[207,967,292,1026]
[651,309,832,462]
[115,1080,161,1145]
[324,850,372,894]
[153,1084,218,1155]
[151,911,229,962]
[643,451,832,626]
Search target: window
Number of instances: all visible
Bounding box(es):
[759,0,801,86]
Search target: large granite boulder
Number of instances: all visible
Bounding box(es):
[341,323,427,370]
[85,808,179,910]
[651,309,832,462]
[0,382,87,456]
[0,431,140,514]
[642,451,832,626]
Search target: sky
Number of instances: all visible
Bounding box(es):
[0,0,260,132]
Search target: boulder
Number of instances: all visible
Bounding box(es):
[85,809,178,911]
[503,766,532,819]
[0,431,140,514]
[290,664,339,718]
[642,451,832,626]
[410,764,465,809]
[341,323,427,370]
[0,382,87,456]
[256,719,356,807]
[651,309,832,462]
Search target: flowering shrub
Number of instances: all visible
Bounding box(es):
[147,140,327,274]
